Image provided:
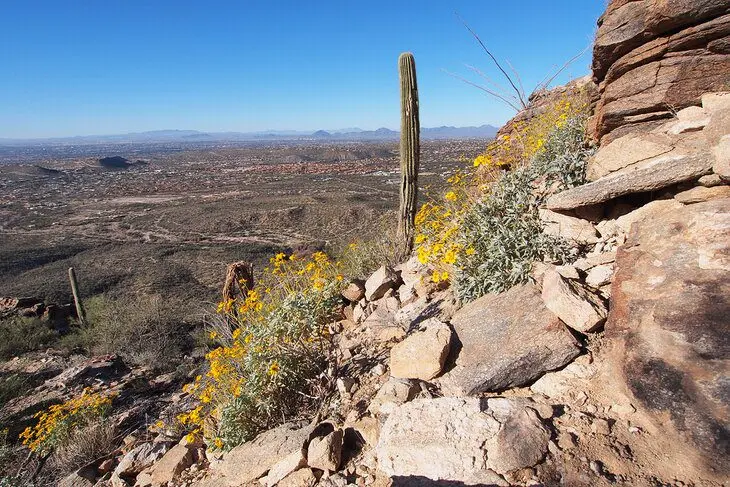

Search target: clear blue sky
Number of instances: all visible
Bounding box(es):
[0,1,605,138]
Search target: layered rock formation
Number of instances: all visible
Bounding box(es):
[591,0,730,143]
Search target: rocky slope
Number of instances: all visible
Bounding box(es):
[45,86,727,487]
[4,2,729,486]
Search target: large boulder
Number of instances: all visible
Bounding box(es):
[605,198,730,478]
[376,397,549,483]
[438,283,581,395]
[590,1,730,143]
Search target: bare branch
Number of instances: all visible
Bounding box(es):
[536,44,591,93]
[456,13,527,108]
[464,64,514,101]
[443,69,522,112]
[505,60,526,104]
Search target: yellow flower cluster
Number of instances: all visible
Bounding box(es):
[19,388,115,454]
[176,249,346,449]
[414,91,589,277]
[473,94,589,173]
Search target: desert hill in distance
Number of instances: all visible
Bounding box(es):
[0,124,498,146]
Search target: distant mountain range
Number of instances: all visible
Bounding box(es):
[0,125,498,146]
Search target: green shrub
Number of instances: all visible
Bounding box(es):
[0,374,33,410]
[179,251,345,450]
[72,294,191,370]
[454,113,594,301]
[0,317,58,361]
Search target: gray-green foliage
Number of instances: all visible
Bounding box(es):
[454,115,594,302]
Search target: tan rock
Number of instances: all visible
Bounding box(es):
[713,135,730,181]
[702,91,730,112]
[703,108,730,146]
[377,397,548,482]
[555,265,580,280]
[212,422,313,486]
[277,468,318,487]
[585,263,615,288]
[615,199,684,234]
[389,318,451,381]
[262,448,307,487]
[539,209,599,244]
[307,429,343,472]
[606,198,730,479]
[364,266,399,301]
[368,377,420,417]
[348,417,380,447]
[698,173,724,187]
[586,133,673,180]
[149,442,195,486]
[675,185,730,204]
[59,467,96,487]
[114,442,169,478]
[438,283,580,395]
[546,153,713,210]
[666,106,711,135]
[541,269,607,333]
[341,281,365,302]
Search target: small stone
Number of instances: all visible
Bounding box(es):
[584,264,614,288]
[307,429,343,472]
[541,269,607,333]
[697,174,724,187]
[263,448,308,487]
[539,209,599,244]
[591,418,611,436]
[342,281,366,302]
[674,185,730,204]
[368,377,420,417]
[370,364,386,376]
[349,417,380,447]
[364,266,399,301]
[278,468,318,487]
[557,432,577,450]
[610,403,636,415]
[98,458,115,474]
[589,460,604,476]
[148,442,195,486]
[389,318,452,381]
[555,265,580,280]
[336,378,357,395]
[628,426,641,434]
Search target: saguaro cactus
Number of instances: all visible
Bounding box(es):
[68,267,86,326]
[397,52,420,257]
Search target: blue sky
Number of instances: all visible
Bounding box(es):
[0,1,605,138]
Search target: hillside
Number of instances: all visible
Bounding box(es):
[0,1,728,486]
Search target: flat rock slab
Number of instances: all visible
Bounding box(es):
[606,198,730,477]
[546,152,713,210]
[586,133,674,181]
[438,283,580,395]
[376,397,549,483]
[211,422,313,486]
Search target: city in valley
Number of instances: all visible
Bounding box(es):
[0,138,486,313]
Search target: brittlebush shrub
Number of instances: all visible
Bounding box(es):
[19,388,115,456]
[415,89,594,301]
[178,250,355,451]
